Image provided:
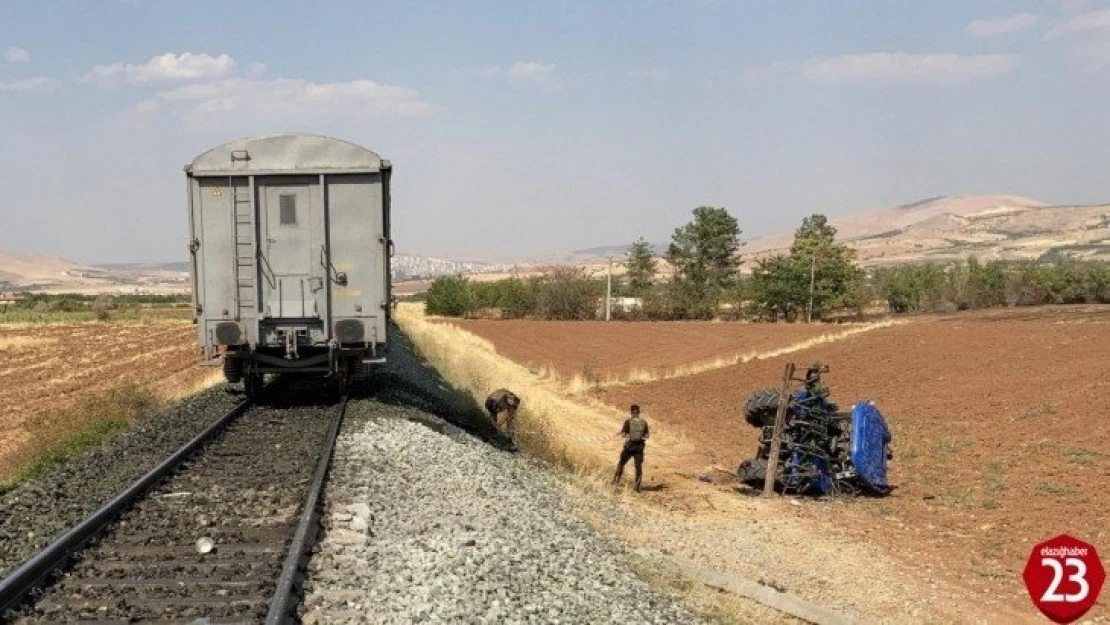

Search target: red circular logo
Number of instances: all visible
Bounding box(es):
[1023,534,1105,623]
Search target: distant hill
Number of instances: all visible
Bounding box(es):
[565,195,1109,268]
[847,202,1110,265]
[97,261,190,273]
[0,250,190,294]
[739,194,1053,258]
[754,194,1110,266]
[0,249,104,289]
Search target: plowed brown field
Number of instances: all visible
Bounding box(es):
[454,306,1110,612]
[0,321,213,475]
[446,319,864,381]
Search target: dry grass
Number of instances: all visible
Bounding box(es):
[162,368,225,402]
[0,336,59,351]
[1,381,158,487]
[0,370,224,488]
[395,303,698,478]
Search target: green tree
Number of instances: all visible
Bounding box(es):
[873,264,948,313]
[535,266,601,320]
[790,214,837,256]
[790,214,861,320]
[495,277,538,319]
[748,255,808,321]
[749,214,861,320]
[425,275,471,317]
[666,206,741,317]
[625,237,657,296]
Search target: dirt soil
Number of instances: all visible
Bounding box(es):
[447,319,852,380]
[0,321,213,473]
[458,306,1110,621]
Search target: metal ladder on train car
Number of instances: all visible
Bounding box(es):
[231,183,256,320]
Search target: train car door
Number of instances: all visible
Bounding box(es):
[258,178,325,319]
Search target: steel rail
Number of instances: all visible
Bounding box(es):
[265,395,348,625]
[0,392,258,617]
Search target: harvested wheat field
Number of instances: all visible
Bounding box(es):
[446,318,896,386]
[0,320,215,477]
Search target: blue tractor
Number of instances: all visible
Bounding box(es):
[737,363,894,496]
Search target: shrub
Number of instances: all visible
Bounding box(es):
[425,275,471,317]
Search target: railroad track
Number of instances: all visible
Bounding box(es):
[0,380,346,624]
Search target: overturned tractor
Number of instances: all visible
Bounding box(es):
[737,363,893,496]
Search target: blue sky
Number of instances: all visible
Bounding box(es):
[1,0,1109,264]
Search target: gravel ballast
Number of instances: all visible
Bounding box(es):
[302,401,702,624]
[0,385,242,578]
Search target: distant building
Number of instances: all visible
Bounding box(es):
[597,296,643,318]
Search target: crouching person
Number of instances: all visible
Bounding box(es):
[613,404,649,491]
[485,388,521,440]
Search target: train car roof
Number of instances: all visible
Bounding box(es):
[186,133,388,176]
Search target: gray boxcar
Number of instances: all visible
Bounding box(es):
[185,133,393,395]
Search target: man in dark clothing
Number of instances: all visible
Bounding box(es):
[613,404,649,491]
[484,388,520,439]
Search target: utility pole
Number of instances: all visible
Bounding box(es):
[605,257,613,321]
[806,252,817,324]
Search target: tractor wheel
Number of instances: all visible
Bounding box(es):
[738,457,769,486]
[743,387,783,428]
[222,355,243,384]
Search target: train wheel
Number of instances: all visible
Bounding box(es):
[336,359,351,396]
[244,373,264,400]
[222,355,243,384]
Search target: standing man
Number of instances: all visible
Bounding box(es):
[613,404,649,491]
[485,388,521,440]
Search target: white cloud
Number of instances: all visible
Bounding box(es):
[84,52,235,85]
[966,13,1039,37]
[0,77,62,93]
[1045,9,1110,38]
[476,61,564,89]
[508,61,552,81]
[802,52,1018,84]
[3,47,30,63]
[630,67,671,83]
[136,77,434,127]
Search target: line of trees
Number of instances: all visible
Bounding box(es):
[872,258,1110,312]
[2,292,192,312]
[424,205,1110,321]
[425,267,606,320]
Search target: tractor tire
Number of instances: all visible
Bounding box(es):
[743,387,783,428]
[738,457,769,486]
[222,355,243,384]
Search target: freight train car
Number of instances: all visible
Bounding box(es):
[186,134,393,396]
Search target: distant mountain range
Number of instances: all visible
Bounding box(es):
[4,194,1108,293]
[567,195,1110,267]
[0,250,191,294]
